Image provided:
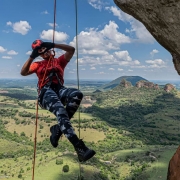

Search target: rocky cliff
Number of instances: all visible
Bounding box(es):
[164,83,175,92]
[136,80,159,90]
[167,146,180,180]
[121,79,175,92]
[120,79,132,88]
[114,0,180,75]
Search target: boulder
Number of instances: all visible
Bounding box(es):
[114,0,180,75]
[167,146,180,180]
[120,79,132,88]
[136,80,159,89]
[164,83,175,92]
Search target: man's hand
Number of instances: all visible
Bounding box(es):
[41,42,55,51]
[30,48,41,59]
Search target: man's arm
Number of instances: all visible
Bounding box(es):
[21,45,41,76]
[54,44,75,62]
[20,57,34,76]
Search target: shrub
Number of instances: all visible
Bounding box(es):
[56,158,63,165]
[18,174,22,178]
[20,132,25,136]
[62,165,69,172]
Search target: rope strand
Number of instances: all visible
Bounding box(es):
[74,0,82,179]
[53,0,56,44]
[32,54,55,180]
[32,1,57,179]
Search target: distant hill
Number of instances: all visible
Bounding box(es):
[98,76,148,90]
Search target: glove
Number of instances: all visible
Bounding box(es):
[41,42,55,51]
[30,48,41,59]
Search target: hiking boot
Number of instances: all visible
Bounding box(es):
[74,139,96,162]
[50,124,62,148]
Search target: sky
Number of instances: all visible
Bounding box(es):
[0,0,179,81]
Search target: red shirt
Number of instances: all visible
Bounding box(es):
[29,54,68,88]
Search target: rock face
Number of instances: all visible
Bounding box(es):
[120,79,132,88]
[114,0,180,75]
[164,83,175,92]
[167,146,180,180]
[136,80,159,89]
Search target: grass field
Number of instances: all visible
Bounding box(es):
[0,151,97,180]
[1,87,180,180]
[107,145,177,179]
[0,139,32,154]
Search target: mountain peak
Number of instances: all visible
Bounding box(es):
[99,76,148,90]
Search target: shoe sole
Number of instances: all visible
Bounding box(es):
[50,126,58,148]
[80,150,96,162]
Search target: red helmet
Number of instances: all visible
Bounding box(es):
[31,39,43,50]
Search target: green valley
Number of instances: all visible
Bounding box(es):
[0,79,179,180]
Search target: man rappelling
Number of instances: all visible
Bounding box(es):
[21,40,96,162]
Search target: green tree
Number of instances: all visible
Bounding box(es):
[62,165,69,172]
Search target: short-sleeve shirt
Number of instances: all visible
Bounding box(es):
[29,54,68,88]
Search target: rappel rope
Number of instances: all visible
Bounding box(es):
[32,0,56,179]
[32,0,82,179]
[74,0,82,179]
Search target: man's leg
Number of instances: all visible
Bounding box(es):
[58,87,83,119]
[40,88,77,142]
[40,88,96,162]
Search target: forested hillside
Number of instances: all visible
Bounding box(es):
[0,85,179,180]
[86,85,180,145]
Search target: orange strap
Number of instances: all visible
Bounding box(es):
[31,0,57,179]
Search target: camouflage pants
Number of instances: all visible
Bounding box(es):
[39,86,83,139]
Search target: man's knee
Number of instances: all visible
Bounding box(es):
[70,90,83,104]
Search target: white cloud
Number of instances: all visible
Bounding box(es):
[2,56,12,59]
[129,20,154,43]
[70,21,130,56]
[69,71,75,74]
[130,65,146,69]
[146,59,165,65]
[40,29,69,42]
[90,67,96,70]
[81,68,86,70]
[47,23,58,27]
[106,6,154,43]
[128,69,133,72]
[0,46,7,53]
[88,0,104,10]
[109,68,115,71]
[98,71,105,74]
[26,51,32,55]
[42,10,49,14]
[81,49,108,55]
[118,68,123,71]
[2,30,9,33]
[146,59,166,68]
[7,50,18,55]
[133,60,140,65]
[105,6,132,22]
[150,49,159,56]
[7,21,31,35]
[101,21,131,44]
[114,51,132,61]
[6,21,12,26]
[54,50,64,57]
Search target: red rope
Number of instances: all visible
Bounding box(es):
[31,1,57,179]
